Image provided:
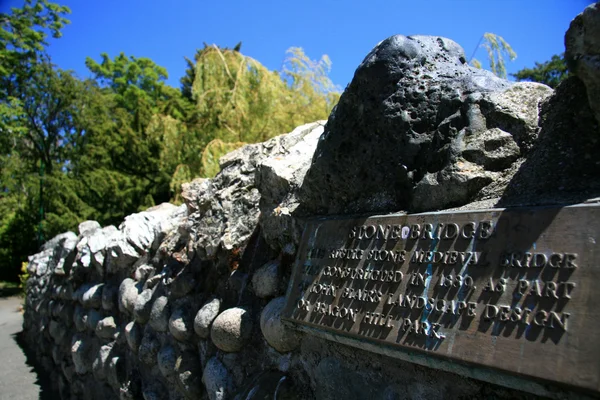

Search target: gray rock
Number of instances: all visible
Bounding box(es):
[158,344,178,381]
[210,307,253,352]
[119,278,141,314]
[134,264,155,281]
[260,297,301,353]
[119,203,182,253]
[138,327,160,365]
[169,304,194,342]
[73,305,87,332]
[251,260,280,299]
[49,320,67,344]
[71,334,93,374]
[181,178,209,214]
[107,356,125,390]
[296,35,552,215]
[315,357,381,400]
[78,220,101,236]
[105,231,141,273]
[202,357,233,400]
[142,381,168,400]
[96,316,118,339]
[81,283,104,309]
[133,288,155,324]
[149,295,170,332]
[102,284,118,311]
[565,2,600,126]
[194,298,221,338]
[86,309,103,331]
[92,343,113,381]
[175,351,203,399]
[125,321,142,353]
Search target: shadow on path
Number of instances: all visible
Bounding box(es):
[13,330,62,400]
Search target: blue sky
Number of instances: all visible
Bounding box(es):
[1,0,594,90]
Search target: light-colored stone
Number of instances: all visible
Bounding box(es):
[78,220,101,236]
[210,307,253,352]
[251,260,280,299]
[260,296,301,353]
[125,321,142,353]
[82,283,104,309]
[193,298,221,338]
[133,288,155,324]
[96,316,118,339]
[202,357,232,400]
[169,305,193,342]
[119,278,141,314]
[149,295,170,332]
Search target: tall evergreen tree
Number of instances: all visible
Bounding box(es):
[511,54,568,89]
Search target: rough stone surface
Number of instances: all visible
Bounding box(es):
[251,260,281,299]
[133,288,155,324]
[202,357,232,400]
[119,278,141,314]
[96,316,118,339]
[297,35,552,215]
[124,321,142,353]
[193,298,221,338]
[78,220,101,236]
[260,297,301,353]
[149,295,170,332]
[565,2,600,126]
[210,308,253,352]
[168,303,194,342]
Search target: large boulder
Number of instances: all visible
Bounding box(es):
[297,35,552,215]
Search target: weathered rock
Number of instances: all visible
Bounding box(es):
[297,35,553,215]
[119,278,141,314]
[315,357,381,400]
[73,305,87,332]
[210,307,253,352]
[81,283,104,309]
[134,264,155,281]
[71,334,93,375]
[86,309,103,331]
[169,303,194,342]
[92,343,113,380]
[251,260,280,299]
[149,295,170,332]
[49,319,67,344]
[138,327,160,365]
[175,351,203,399]
[565,2,600,126]
[194,298,221,339]
[102,284,118,311]
[158,344,178,381]
[78,220,101,236]
[124,321,142,353]
[120,203,181,253]
[202,357,233,400]
[96,316,118,339]
[133,288,155,324]
[499,77,600,206]
[260,297,301,353]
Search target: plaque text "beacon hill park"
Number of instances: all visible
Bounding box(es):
[282,204,600,393]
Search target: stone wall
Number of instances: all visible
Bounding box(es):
[22,4,600,400]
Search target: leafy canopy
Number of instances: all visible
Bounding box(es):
[511,54,568,89]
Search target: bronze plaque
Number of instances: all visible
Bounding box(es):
[282,204,600,393]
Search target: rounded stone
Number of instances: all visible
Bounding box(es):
[260,297,301,352]
[124,321,142,353]
[133,288,154,324]
[175,351,203,399]
[169,305,193,342]
[102,284,118,311]
[202,357,232,400]
[119,278,140,314]
[149,296,170,332]
[210,307,253,352]
[138,328,160,365]
[86,309,103,331]
[82,284,104,308]
[157,344,178,381]
[96,316,118,339]
[194,298,221,338]
[251,260,280,299]
[73,305,87,332]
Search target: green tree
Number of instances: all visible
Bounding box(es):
[470,33,517,79]
[511,54,568,89]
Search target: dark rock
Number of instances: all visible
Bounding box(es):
[565,2,600,126]
[297,35,551,215]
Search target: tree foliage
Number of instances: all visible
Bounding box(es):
[0,1,340,281]
[511,54,568,89]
